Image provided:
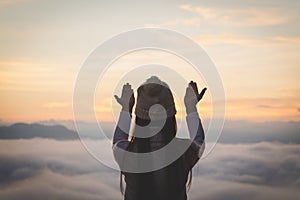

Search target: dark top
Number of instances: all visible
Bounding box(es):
[112,112,204,200]
[114,136,200,200]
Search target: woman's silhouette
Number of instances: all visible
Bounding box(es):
[113,76,206,200]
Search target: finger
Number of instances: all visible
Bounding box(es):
[130,92,134,98]
[189,81,199,96]
[124,83,132,90]
[188,81,193,90]
[185,86,189,96]
[129,89,134,98]
[186,85,193,93]
[186,86,195,97]
[198,88,207,101]
[114,95,122,104]
[130,92,135,103]
[114,95,120,102]
[184,86,191,99]
[193,82,199,94]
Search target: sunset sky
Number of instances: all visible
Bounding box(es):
[0,0,300,123]
[1,1,300,200]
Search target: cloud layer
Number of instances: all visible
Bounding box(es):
[0,139,299,200]
[179,4,289,27]
[190,142,300,200]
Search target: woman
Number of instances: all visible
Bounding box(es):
[113,76,206,200]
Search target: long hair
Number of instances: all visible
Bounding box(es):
[119,116,193,194]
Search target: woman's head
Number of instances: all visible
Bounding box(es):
[132,76,178,145]
[135,76,176,121]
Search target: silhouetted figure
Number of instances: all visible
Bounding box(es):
[113,76,206,200]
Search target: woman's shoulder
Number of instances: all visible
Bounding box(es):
[174,138,200,153]
[173,138,201,170]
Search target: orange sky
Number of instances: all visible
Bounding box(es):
[0,1,299,123]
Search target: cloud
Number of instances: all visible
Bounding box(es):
[189,142,300,200]
[178,4,289,27]
[196,142,300,186]
[273,36,300,45]
[0,170,120,200]
[222,97,300,122]
[146,4,290,30]
[0,139,299,199]
[195,34,267,46]
[43,102,70,109]
[194,34,300,47]
[219,120,300,144]
[189,178,300,200]
[0,156,42,185]
[0,139,119,200]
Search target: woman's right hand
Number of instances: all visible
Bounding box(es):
[114,83,135,113]
[184,81,207,114]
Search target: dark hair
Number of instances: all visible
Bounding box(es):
[119,116,193,195]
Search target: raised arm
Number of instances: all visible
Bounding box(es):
[112,83,135,147]
[184,81,207,158]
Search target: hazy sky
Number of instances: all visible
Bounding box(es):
[0,0,300,122]
[1,2,300,199]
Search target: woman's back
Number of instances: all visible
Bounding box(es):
[116,137,200,200]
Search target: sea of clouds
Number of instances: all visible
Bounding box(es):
[0,138,299,200]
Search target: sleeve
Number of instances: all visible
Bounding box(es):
[112,110,131,146]
[112,111,132,168]
[186,112,206,159]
